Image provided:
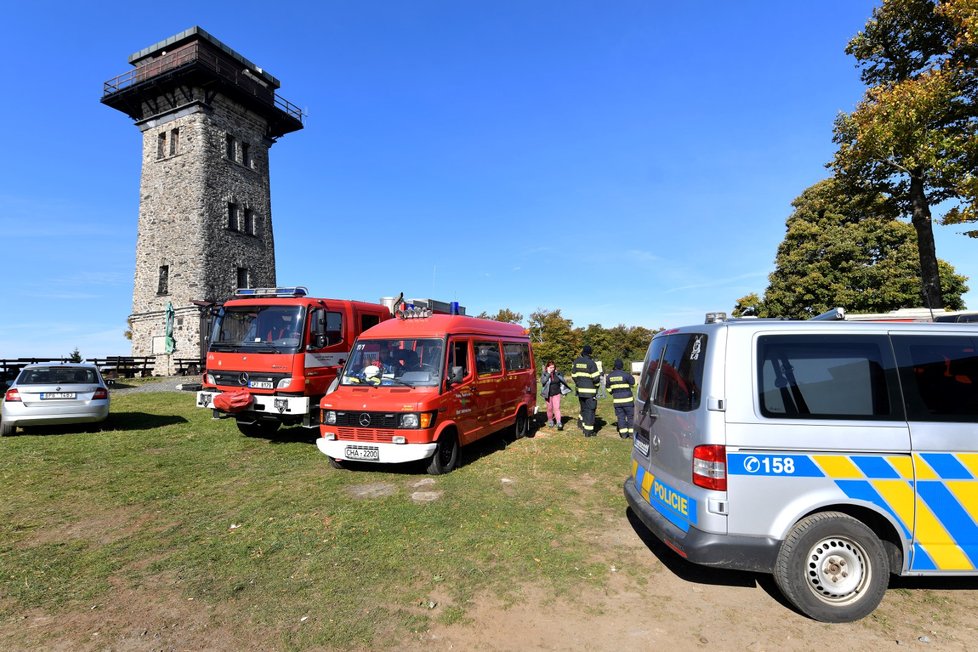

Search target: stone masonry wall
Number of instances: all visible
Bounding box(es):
[129,90,276,371]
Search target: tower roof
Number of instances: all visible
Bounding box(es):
[102,26,303,138]
[128,26,281,89]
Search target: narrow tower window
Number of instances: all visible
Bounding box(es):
[243,208,254,235]
[236,267,250,290]
[169,128,180,155]
[157,132,166,160]
[157,265,169,295]
[228,203,239,231]
[240,142,250,167]
[225,133,235,160]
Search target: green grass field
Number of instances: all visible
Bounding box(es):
[0,389,634,649]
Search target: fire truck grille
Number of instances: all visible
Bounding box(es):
[337,427,396,442]
[334,411,400,428]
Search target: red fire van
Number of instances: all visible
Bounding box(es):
[317,310,536,474]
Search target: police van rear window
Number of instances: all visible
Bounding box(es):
[757,335,900,420]
[892,334,978,422]
[637,333,706,412]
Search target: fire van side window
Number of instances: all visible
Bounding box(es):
[503,342,531,371]
[757,335,900,420]
[892,335,978,422]
[451,340,470,378]
[475,342,502,375]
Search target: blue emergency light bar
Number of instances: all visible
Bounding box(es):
[235,286,309,298]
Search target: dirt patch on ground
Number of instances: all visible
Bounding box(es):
[2,573,260,652]
[406,511,978,651]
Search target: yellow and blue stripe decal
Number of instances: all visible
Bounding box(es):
[631,460,697,533]
[728,452,978,572]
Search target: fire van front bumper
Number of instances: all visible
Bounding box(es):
[316,436,437,464]
[623,477,780,574]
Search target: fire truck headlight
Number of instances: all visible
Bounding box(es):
[392,435,406,444]
[323,410,337,425]
[205,373,215,385]
[277,377,292,389]
[322,432,336,441]
[400,413,420,428]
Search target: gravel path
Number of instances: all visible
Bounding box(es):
[109,376,199,394]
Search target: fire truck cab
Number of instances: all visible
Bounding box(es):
[196,287,393,436]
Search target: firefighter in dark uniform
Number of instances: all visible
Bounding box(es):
[571,345,601,436]
[606,358,635,438]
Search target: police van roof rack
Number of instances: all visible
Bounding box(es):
[235,286,309,298]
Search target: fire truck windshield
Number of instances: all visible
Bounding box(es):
[340,338,445,387]
[209,306,306,353]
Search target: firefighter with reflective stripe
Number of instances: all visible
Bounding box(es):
[571,345,601,436]
[606,358,635,438]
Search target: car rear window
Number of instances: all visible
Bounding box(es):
[18,367,99,384]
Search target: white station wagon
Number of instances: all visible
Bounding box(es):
[1,363,110,435]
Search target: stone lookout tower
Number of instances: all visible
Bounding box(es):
[101,26,303,373]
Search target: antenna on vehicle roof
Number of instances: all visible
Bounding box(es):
[810,307,847,321]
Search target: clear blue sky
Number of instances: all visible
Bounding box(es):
[2,1,975,359]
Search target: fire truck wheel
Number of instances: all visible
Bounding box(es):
[236,420,281,437]
[327,456,344,469]
[426,431,459,475]
[774,511,889,623]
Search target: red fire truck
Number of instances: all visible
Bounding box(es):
[196,287,462,435]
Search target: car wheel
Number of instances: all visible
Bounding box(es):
[426,432,459,475]
[0,420,13,436]
[774,511,889,623]
[236,420,281,437]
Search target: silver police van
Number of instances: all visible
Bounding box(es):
[623,312,978,622]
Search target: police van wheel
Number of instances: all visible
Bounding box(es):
[426,432,459,475]
[774,511,889,623]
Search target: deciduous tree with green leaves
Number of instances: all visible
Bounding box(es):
[475,308,524,324]
[832,0,978,309]
[740,179,968,318]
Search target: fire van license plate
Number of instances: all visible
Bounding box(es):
[249,381,274,389]
[345,445,380,461]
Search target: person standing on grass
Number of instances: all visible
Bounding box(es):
[605,358,635,438]
[540,360,572,430]
[571,345,601,437]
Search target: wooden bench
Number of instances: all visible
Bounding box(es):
[89,356,155,379]
[174,358,204,376]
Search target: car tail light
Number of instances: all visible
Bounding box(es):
[692,445,727,491]
[4,388,21,402]
[93,388,109,400]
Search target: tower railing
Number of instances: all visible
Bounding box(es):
[102,42,302,124]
